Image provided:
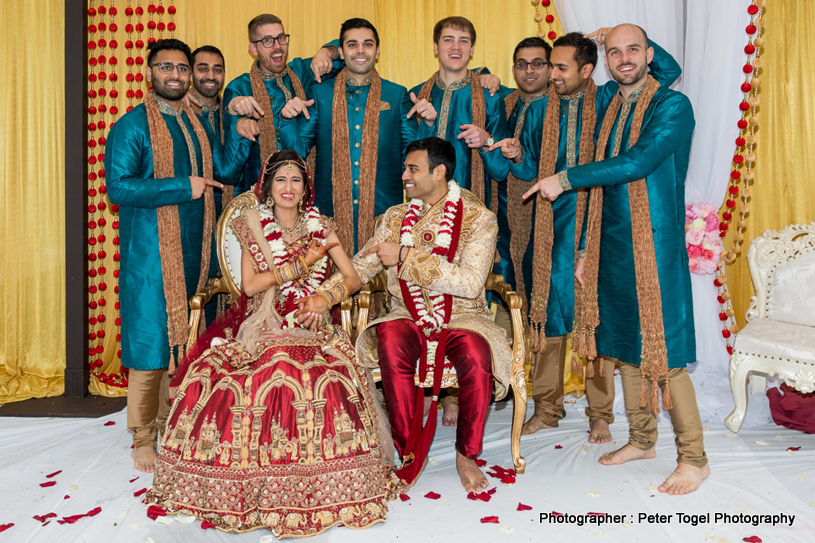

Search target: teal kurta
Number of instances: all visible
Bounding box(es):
[502,40,682,337]
[106,101,251,371]
[564,84,696,368]
[223,48,343,194]
[277,74,417,252]
[409,76,511,198]
[193,96,228,217]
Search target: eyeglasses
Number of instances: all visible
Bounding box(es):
[253,34,290,48]
[513,60,549,70]
[150,62,191,74]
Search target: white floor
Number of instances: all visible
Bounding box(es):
[2,395,814,543]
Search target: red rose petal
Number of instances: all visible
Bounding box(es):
[0,523,14,532]
[86,507,102,517]
[201,520,216,530]
[128,477,139,483]
[554,445,563,449]
[787,447,801,451]
[39,481,57,487]
[42,521,50,526]
[477,492,492,502]
[64,495,70,499]
[46,470,63,478]
[467,492,478,501]
[743,537,762,543]
[487,487,497,495]
[517,503,533,511]
[475,459,487,467]
[146,505,167,520]
[501,476,516,484]
[61,514,86,524]
[424,491,441,500]
[133,488,147,497]
[587,512,606,516]
[399,493,410,502]
[480,516,500,523]
[104,421,116,426]
[551,511,563,516]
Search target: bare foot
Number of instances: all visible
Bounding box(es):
[658,463,710,495]
[132,446,158,473]
[521,414,555,435]
[442,403,459,426]
[423,396,432,418]
[598,443,655,466]
[456,451,489,493]
[588,419,612,444]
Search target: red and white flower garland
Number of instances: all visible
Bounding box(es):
[258,205,329,328]
[399,180,461,338]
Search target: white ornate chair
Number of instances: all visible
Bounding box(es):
[725,222,815,433]
[186,191,353,348]
[353,270,528,474]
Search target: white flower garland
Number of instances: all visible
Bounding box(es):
[400,180,461,337]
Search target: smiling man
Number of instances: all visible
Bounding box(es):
[105,39,252,473]
[222,14,344,195]
[493,29,684,445]
[525,24,709,495]
[409,17,510,207]
[188,45,233,214]
[277,18,416,255]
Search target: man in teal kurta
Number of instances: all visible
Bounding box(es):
[408,16,511,217]
[494,33,681,443]
[222,13,343,195]
[527,24,708,495]
[189,45,228,217]
[277,18,416,254]
[106,40,252,473]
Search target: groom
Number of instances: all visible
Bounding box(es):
[298,137,512,492]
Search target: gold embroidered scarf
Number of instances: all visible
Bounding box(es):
[331,69,382,256]
[249,62,307,165]
[527,81,597,353]
[416,71,487,202]
[144,91,215,368]
[578,76,671,411]
[192,97,234,206]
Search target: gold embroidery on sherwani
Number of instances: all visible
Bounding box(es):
[405,252,443,286]
[340,189,514,400]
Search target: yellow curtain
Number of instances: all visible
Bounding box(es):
[728,1,815,327]
[0,1,66,403]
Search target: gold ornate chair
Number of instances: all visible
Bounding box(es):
[351,270,528,474]
[186,190,354,348]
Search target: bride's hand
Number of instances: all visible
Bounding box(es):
[304,238,340,267]
[295,295,328,330]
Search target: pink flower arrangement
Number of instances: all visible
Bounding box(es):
[685,203,723,275]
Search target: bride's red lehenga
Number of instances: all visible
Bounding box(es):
[146,205,400,537]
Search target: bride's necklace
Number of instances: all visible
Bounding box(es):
[277,214,304,237]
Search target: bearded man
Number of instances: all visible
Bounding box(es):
[526,24,709,495]
[107,39,253,473]
[223,13,343,194]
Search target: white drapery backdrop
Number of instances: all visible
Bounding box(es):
[553,0,772,426]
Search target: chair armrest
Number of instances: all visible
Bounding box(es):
[186,277,229,350]
[340,296,354,339]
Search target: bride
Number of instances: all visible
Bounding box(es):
[147,150,401,537]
